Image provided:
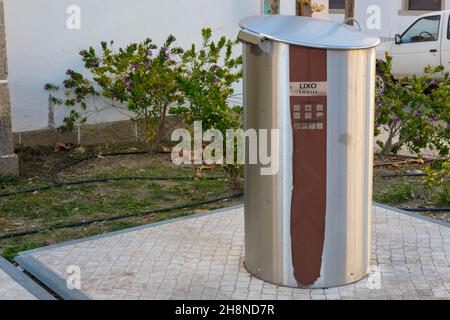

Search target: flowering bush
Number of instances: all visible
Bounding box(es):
[375,53,450,159]
[45,35,184,149]
[172,28,242,131]
[45,29,244,185]
[171,28,243,186]
[424,159,450,205]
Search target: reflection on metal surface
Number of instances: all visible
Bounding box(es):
[243,40,295,286]
[240,15,380,50]
[241,15,378,289]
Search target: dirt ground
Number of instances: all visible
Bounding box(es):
[0,144,242,260]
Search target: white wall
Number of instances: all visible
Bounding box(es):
[331,0,450,39]
[10,0,446,132]
[4,0,260,132]
[312,0,329,20]
[278,0,329,19]
[279,0,296,15]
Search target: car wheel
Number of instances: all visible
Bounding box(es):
[376,73,385,95]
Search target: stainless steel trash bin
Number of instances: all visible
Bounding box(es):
[239,15,380,289]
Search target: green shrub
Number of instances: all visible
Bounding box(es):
[45,35,184,150]
[424,159,450,205]
[45,29,244,185]
[171,28,243,187]
[0,175,18,190]
[375,53,450,159]
[379,181,415,205]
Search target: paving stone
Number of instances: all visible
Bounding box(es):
[0,268,37,300]
[18,206,450,300]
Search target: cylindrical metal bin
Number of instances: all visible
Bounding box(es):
[239,15,380,289]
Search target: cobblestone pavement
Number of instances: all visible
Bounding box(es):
[17,206,450,300]
[0,267,36,300]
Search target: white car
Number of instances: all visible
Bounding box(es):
[376,10,450,90]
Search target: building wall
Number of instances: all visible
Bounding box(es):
[9,0,447,134]
[330,0,450,39]
[4,0,260,132]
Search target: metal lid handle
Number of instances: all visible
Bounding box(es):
[344,18,362,31]
[238,29,271,54]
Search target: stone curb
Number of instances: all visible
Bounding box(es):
[374,202,450,228]
[14,254,88,300]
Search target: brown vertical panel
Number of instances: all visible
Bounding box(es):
[289,46,327,287]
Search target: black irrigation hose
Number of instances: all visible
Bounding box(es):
[377,172,426,178]
[0,176,225,198]
[3,148,446,238]
[50,150,148,176]
[51,153,96,176]
[0,192,244,240]
[400,207,450,213]
[0,149,235,239]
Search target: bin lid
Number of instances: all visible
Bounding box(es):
[239,15,380,50]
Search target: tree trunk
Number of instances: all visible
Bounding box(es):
[269,0,280,14]
[296,1,313,17]
[153,102,169,148]
[345,0,355,25]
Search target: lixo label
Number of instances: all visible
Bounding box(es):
[289,81,328,97]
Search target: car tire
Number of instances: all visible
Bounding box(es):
[376,72,386,95]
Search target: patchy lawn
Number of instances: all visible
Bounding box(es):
[0,144,242,261]
[373,155,450,222]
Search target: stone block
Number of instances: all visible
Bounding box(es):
[0,84,14,155]
[0,0,7,80]
[0,153,19,176]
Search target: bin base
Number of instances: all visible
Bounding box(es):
[244,260,370,289]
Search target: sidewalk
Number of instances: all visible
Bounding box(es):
[0,257,53,300]
[14,205,450,300]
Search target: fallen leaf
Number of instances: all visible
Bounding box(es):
[54,142,71,153]
[160,146,172,153]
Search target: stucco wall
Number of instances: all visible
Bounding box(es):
[357,0,449,38]
[8,0,447,134]
[4,0,261,132]
[330,0,450,38]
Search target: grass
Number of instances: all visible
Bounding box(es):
[0,145,242,261]
[374,180,416,205]
[2,241,42,262]
[372,156,450,222]
[0,176,19,190]
[0,176,233,232]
